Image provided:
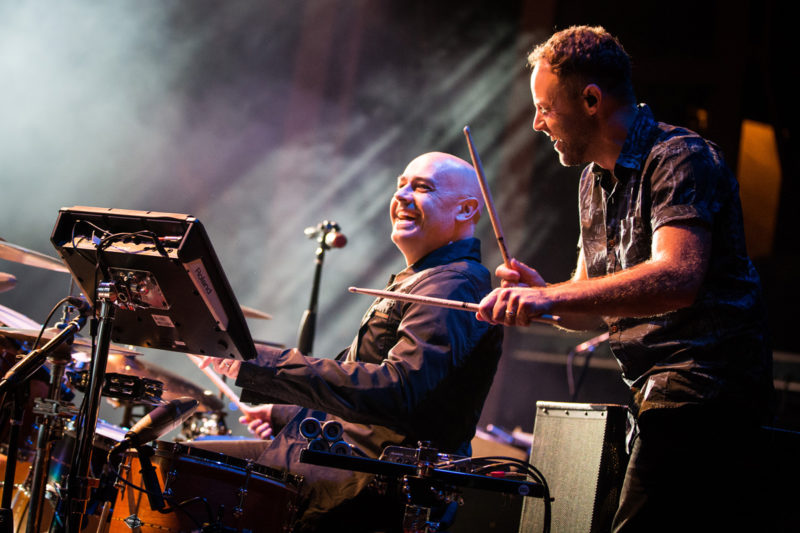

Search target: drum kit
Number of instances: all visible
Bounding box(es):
[1,238,300,533]
[2,207,550,533]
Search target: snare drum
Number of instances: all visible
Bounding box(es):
[109,442,302,533]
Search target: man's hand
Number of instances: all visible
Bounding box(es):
[239,403,274,440]
[477,285,553,326]
[198,356,242,380]
[477,258,550,325]
[496,258,547,288]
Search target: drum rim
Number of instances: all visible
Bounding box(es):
[152,441,303,489]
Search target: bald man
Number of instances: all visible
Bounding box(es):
[203,152,503,532]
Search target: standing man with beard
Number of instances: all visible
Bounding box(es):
[478,26,773,532]
[203,152,503,532]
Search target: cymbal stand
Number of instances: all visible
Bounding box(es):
[25,344,78,533]
[63,283,116,533]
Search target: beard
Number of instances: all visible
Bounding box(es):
[556,137,591,166]
[554,113,596,167]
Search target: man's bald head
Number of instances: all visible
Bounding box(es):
[391,152,483,265]
[404,151,484,217]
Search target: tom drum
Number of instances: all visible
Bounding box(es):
[109,441,302,533]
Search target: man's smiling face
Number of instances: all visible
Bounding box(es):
[530,61,596,167]
[390,153,465,265]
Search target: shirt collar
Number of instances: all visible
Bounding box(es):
[394,238,482,283]
[588,103,660,185]
[615,103,659,171]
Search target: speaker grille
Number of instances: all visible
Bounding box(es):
[519,402,628,533]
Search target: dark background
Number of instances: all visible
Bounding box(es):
[1,0,797,438]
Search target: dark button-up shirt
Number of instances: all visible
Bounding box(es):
[579,104,772,417]
[236,238,503,530]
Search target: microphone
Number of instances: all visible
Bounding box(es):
[0,303,89,394]
[66,295,93,317]
[108,397,199,464]
[304,220,347,249]
[324,230,347,249]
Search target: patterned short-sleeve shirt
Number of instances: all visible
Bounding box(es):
[579,104,772,416]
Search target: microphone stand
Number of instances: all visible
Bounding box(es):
[132,444,165,511]
[297,222,339,355]
[567,332,609,401]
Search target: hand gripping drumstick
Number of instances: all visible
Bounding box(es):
[348,287,560,325]
[463,125,511,268]
[186,354,246,411]
[463,127,558,323]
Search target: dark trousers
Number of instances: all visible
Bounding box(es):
[612,406,771,533]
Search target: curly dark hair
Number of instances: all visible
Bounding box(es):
[528,25,635,104]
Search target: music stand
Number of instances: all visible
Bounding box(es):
[49,206,257,531]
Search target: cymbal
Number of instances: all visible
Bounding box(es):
[106,353,224,412]
[0,238,69,273]
[0,303,42,329]
[0,272,16,294]
[241,305,272,320]
[0,327,142,358]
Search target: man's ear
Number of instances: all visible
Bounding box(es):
[456,197,480,222]
[582,84,601,114]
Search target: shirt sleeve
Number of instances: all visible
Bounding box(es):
[234,267,491,434]
[648,136,731,231]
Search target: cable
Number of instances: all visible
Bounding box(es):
[30,296,75,351]
[71,219,110,265]
[459,455,551,533]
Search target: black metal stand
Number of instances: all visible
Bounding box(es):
[297,221,343,355]
[296,248,324,355]
[567,331,609,401]
[63,291,115,533]
[25,346,74,533]
[0,387,26,533]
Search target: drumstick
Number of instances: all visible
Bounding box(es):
[463,125,510,267]
[348,286,559,324]
[186,354,245,411]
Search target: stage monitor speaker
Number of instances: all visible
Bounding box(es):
[519,401,628,533]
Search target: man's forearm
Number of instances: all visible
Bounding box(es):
[547,258,703,318]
